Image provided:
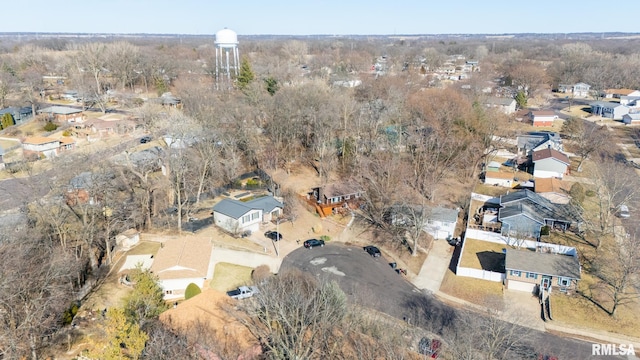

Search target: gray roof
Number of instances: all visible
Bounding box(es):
[429,206,459,223]
[590,101,624,109]
[245,196,284,213]
[213,196,283,219]
[516,132,561,151]
[499,189,577,223]
[484,97,515,106]
[38,106,82,115]
[505,249,581,279]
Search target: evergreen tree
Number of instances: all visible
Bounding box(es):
[124,267,167,325]
[236,57,255,91]
[515,91,527,109]
[89,307,148,360]
[0,113,14,129]
[264,76,279,95]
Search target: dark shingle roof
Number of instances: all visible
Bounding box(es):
[532,148,570,165]
[505,249,581,279]
[499,189,578,223]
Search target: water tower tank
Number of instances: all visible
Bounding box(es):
[215,28,238,48]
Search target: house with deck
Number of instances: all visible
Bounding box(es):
[516,132,563,156]
[22,136,75,159]
[505,248,581,294]
[308,183,363,217]
[498,189,577,238]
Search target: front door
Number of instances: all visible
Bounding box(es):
[541,276,552,290]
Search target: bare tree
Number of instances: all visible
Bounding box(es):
[561,118,609,172]
[592,231,640,317]
[0,235,80,360]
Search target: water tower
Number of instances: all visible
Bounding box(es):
[215,28,240,89]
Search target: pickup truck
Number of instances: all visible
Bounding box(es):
[226,286,258,300]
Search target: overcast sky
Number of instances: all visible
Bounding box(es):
[3,0,639,35]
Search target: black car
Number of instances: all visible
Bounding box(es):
[140,136,152,144]
[363,245,381,257]
[303,239,325,248]
[264,230,283,241]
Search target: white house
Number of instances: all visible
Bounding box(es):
[213,196,283,235]
[558,83,591,98]
[532,148,571,179]
[424,207,459,240]
[484,97,517,115]
[22,136,61,158]
[150,237,214,300]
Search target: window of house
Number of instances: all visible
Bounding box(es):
[510,270,521,277]
[165,290,173,295]
[526,272,538,279]
[558,277,570,287]
[242,214,251,224]
[251,212,259,221]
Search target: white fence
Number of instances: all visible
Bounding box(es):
[465,228,577,256]
[456,266,505,282]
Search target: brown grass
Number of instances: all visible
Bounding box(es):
[551,273,640,338]
[459,238,506,270]
[209,262,253,292]
[440,269,504,308]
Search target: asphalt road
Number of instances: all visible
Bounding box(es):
[282,244,627,360]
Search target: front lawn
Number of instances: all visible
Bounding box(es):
[551,273,640,338]
[440,269,504,309]
[209,262,253,292]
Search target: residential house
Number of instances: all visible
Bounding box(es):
[557,82,591,97]
[308,183,363,217]
[484,171,516,188]
[150,236,213,300]
[424,207,459,240]
[590,101,630,120]
[498,189,576,238]
[483,97,517,115]
[622,113,640,125]
[85,116,136,137]
[504,248,581,293]
[528,110,558,127]
[600,89,640,99]
[532,148,570,179]
[516,132,563,156]
[387,205,459,240]
[213,196,283,235]
[535,177,571,204]
[0,106,33,125]
[38,106,84,123]
[619,96,640,106]
[22,136,75,158]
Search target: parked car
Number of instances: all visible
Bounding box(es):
[264,230,283,241]
[140,135,152,144]
[226,286,258,300]
[303,239,325,248]
[363,245,381,257]
[418,337,441,359]
[618,204,630,219]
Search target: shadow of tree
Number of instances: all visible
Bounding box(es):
[402,292,457,335]
[476,251,505,272]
